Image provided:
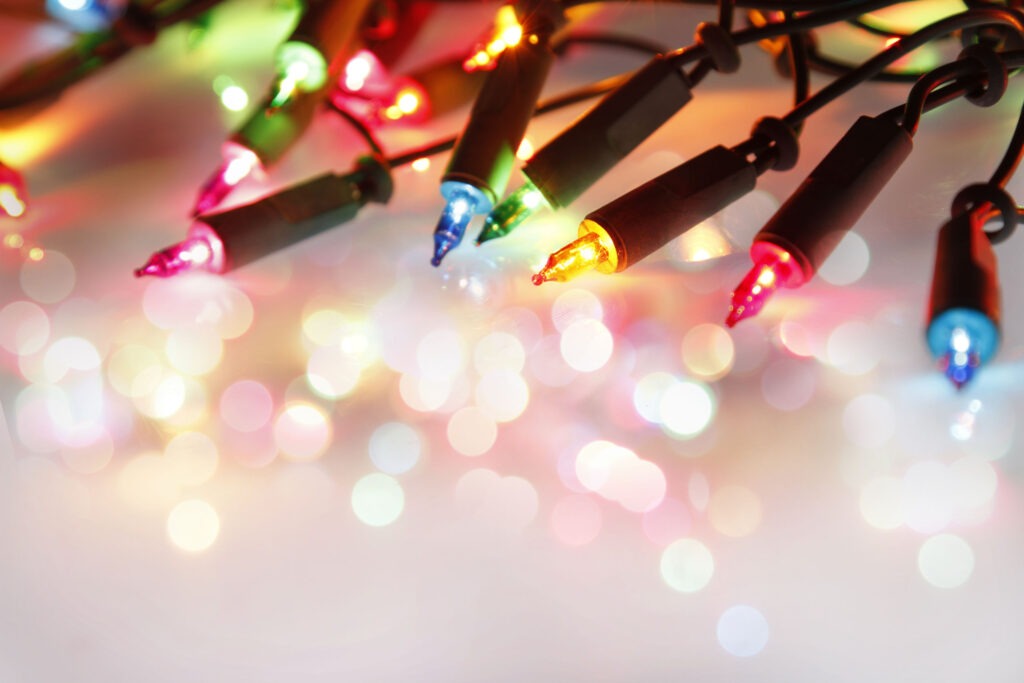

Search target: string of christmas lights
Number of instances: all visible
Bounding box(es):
[5,0,1024,394]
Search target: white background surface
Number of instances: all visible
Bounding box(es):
[2,1,1024,680]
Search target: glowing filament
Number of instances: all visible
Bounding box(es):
[726,245,800,327]
[0,183,26,218]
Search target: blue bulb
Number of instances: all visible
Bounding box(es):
[46,0,125,32]
[926,308,999,389]
[431,181,488,267]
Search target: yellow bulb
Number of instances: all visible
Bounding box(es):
[396,90,420,114]
[532,223,618,285]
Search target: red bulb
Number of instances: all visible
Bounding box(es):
[192,144,261,216]
[726,242,804,327]
[135,225,225,278]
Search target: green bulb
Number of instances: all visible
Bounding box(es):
[476,181,550,244]
[271,40,328,107]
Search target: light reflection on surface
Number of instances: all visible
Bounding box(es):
[550,494,603,546]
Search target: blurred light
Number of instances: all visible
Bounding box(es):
[351,473,405,527]
[659,379,715,438]
[642,497,693,545]
[681,324,735,380]
[527,335,577,387]
[776,319,817,358]
[117,454,179,509]
[219,380,274,432]
[107,344,161,398]
[43,337,101,383]
[760,358,816,411]
[399,373,453,412]
[0,301,50,356]
[551,288,603,332]
[717,605,770,657]
[20,250,75,304]
[306,346,361,399]
[660,538,715,593]
[633,372,678,424]
[368,422,421,475]
[859,475,904,530]
[164,432,219,486]
[167,499,221,553]
[918,533,974,588]
[475,370,529,422]
[903,461,953,534]
[274,402,331,460]
[950,399,980,441]
[302,308,346,347]
[60,429,114,474]
[842,393,896,449]
[560,318,613,372]
[516,138,534,160]
[165,325,223,376]
[220,85,249,112]
[826,321,880,375]
[708,485,763,538]
[135,372,187,419]
[948,455,997,518]
[416,328,466,380]
[447,406,497,456]
[550,495,603,546]
[817,231,870,285]
[455,469,539,531]
[671,220,733,263]
[411,158,431,172]
[474,332,526,374]
[689,472,711,511]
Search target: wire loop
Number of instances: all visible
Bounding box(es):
[953,183,1018,243]
[695,22,740,73]
[750,116,799,171]
[958,43,1008,106]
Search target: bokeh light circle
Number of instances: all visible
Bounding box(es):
[166,499,220,553]
[351,473,405,527]
[660,538,715,592]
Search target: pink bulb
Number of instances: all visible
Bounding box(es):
[726,242,802,327]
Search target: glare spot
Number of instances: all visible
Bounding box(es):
[516,137,534,160]
[918,534,974,588]
[859,476,904,530]
[827,320,880,375]
[474,332,526,374]
[220,84,249,111]
[274,402,331,460]
[817,231,870,286]
[0,301,49,355]
[717,605,770,657]
[842,393,896,448]
[306,345,361,399]
[475,370,529,422]
[219,380,273,432]
[955,399,1014,461]
[164,432,219,486]
[165,325,223,376]
[903,461,953,534]
[681,324,734,380]
[560,318,613,372]
[660,538,715,593]
[411,157,430,172]
[550,495,602,546]
[447,406,497,456]
[760,358,816,411]
[351,473,405,527]
[20,249,75,304]
[708,485,763,537]
[416,328,466,380]
[368,422,421,474]
[659,379,715,438]
[642,497,693,545]
[551,288,603,331]
[167,499,220,553]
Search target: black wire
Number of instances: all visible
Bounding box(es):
[782,7,1024,127]
[785,12,810,130]
[900,59,983,134]
[803,44,925,83]
[384,72,633,168]
[717,0,735,29]
[326,103,386,158]
[553,32,670,58]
